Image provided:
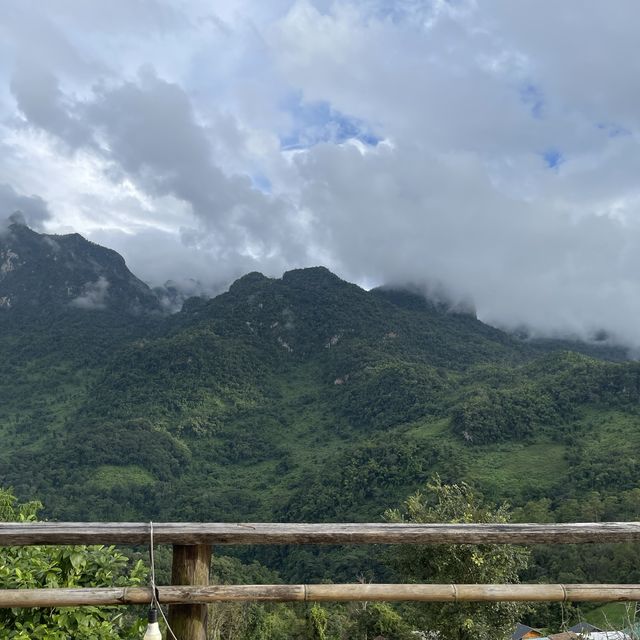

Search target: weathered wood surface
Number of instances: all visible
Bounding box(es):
[167,544,210,640]
[2,584,640,607]
[0,587,151,608]
[2,522,640,546]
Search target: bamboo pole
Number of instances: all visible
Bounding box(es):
[1,584,640,608]
[167,544,211,640]
[2,522,640,546]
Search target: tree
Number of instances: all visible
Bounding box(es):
[0,488,146,640]
[346,602,414,640]
[306,603,329,640]
[385,475,531,640]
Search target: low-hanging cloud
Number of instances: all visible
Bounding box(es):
[295,141,640,345]
[0,184,51,231]
[4,0,640,347]
[70,276,110,310]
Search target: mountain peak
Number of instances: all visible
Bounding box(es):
[0,221,160,314]
[282,266,349,289]
[228,271,272,294]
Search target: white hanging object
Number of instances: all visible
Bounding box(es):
[143,607,162,640]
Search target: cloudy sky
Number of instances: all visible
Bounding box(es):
[2,0,640,344]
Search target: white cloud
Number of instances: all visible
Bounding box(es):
[3,0,640,345]
[70,276,110,310]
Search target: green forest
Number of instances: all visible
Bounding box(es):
[2,224,640,637]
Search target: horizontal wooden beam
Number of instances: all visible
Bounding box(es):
[2,522,640,546]
[1,584,640,608]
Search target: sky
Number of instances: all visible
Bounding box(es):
[2,0,640,345]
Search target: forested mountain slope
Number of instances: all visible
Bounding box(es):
[1,221,639,585]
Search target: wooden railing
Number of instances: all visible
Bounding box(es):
[2,521,640,639]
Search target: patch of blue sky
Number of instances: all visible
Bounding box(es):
[280,94,380,151]
[250,173,272,194]
[542,148,564,169]
[596,121,631,138]
[519,83,544,119]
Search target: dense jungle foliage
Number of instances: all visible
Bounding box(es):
[2,223,640,634]
[0,488,146,639]
[0,481,540,640]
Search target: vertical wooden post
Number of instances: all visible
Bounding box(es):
[167,544,211,640]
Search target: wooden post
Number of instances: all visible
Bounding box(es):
[167,544,211,640]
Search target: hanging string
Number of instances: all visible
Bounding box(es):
[149,521,179,640]
[560,599,568,632]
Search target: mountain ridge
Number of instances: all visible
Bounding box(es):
[1,221,640,587]
[1,220,630,362]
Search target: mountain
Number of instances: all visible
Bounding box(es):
[0,219,160,313]
[1,223,640,587]
[0,220,162,491]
